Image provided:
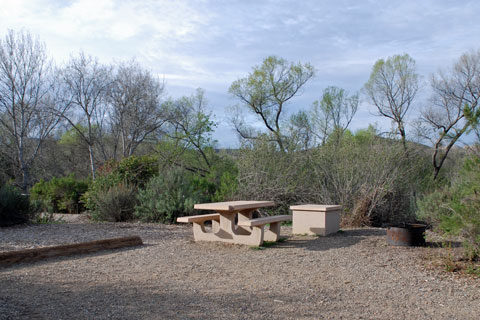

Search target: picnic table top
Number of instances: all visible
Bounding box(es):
[290,204,342,212]
[193,200,275,212]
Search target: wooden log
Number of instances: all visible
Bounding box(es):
[0,236,143,267]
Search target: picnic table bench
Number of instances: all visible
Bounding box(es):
[177,201,291,246]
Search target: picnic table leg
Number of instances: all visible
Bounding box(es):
[212,219,220,233]
[238,226,264,246]
[192,221,220,242]
[219,212,235,234]
[263,222,281,242]
[188,210,265,246]
[236,209,255,235]
[216,211,264,246]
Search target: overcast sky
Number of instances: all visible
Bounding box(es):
[1,0,479,147]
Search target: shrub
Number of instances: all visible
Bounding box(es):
[234,129,425,224]
[418,157,480,260]
[99,155,159,188]
[188,162,239,203]
[81,172,123,213]
[212,170,238,202]
[83,155,159,213]
[135,169,204,223]
[235,139,312,216]
[312,129,425,226]
[0,185,35,227]
[89,184,138,222]
[30,175,88,214]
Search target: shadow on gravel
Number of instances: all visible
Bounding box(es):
[272,228,386,252]
[0,245,148,271]
[424,241,463,248]
[0,277,320,320]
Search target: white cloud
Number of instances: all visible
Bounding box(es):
[1,0,480,146]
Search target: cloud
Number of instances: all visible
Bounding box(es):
[1,0,479,146]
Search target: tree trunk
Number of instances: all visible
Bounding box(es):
[433,166,441,180]
[399,127,409,159]
[18,135,29,192]
[20,165,30,193]
[88,144,96,179]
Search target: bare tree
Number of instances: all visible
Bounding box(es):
[59,53,111,179]
[109,61,167,158]
[364,54,419,153]
[0,30,64,190]
[229,56,315,152]
[418,50,480,179]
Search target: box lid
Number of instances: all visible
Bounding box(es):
[290,204,342,212]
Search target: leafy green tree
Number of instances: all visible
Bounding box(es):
[364,54,419,154]
[59,125,88,146]
[288,86,358,149]
[312,86,359,145]
[229,56,315,152]
[38,126,91,179]
[161,89,217,175]
[157,89,238,204]
[288,110,316,150]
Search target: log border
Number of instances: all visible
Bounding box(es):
[0,236,143,267]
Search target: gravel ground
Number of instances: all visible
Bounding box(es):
[1,216,479,320]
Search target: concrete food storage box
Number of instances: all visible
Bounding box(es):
[290,204,342,236]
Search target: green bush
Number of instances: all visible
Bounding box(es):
[188,162,239,203]
[99,155,159,188]
[418,157,480,260]
[0,185,35,226]
[135,169,204,223]
[212,170,238,202]
[81,172,123,213]
[89,184,138,222]
[30,175,88,214]
[83,155,159,213]
[416,189,452,227]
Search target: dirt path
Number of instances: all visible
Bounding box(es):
[1,220,479,319]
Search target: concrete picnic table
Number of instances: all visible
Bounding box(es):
[177,201,291,246]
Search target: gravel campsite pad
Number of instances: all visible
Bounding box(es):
[1,217,479,319]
